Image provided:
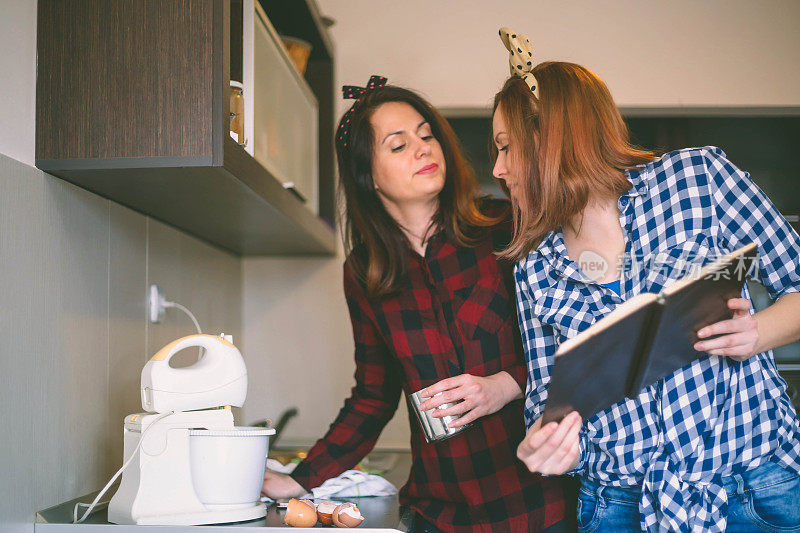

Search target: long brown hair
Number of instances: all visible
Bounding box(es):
[491,62,657,261]
[338,85,504,299]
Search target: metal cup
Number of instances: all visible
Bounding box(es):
[409,390,471,443]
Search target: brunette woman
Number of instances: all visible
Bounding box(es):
[261,76,574,533]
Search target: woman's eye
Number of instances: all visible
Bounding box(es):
[421,135,433,141]
[391,144,405,153]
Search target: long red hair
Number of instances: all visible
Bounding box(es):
[491,62,657,261]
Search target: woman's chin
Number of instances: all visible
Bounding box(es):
[506,186,522,202]
[417,175,445,195]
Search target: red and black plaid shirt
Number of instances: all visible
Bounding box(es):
[291,202,573,532]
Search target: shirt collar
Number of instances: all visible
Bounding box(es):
[623,164,650,199]
[534,230,590,284]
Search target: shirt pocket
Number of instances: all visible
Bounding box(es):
[534,285,598,340]
[452,273,510,340]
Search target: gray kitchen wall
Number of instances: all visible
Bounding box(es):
[0,0,247,533]
[0,154,243,531]
[0,0,242,533]
[0,3,243,528]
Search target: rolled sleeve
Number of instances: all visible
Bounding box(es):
[564,427,588,477]
[705,146,800,300]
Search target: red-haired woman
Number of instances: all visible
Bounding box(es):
[260,76,574,533]
[491,28,800,533]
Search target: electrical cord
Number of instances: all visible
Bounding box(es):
[163,301,201,335]
[161,300,204,360]
[73,411,175,524]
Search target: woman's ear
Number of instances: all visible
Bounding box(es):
[368,173,379,192]
[357,172,374,191]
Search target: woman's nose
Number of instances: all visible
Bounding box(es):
[492,156,507,181]
[414,137,432,157]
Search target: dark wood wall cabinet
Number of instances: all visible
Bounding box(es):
[36,0,336,256]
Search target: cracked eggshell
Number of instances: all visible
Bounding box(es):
[333,502,364,528]
[284,498,317,527]
[316,500,339,525]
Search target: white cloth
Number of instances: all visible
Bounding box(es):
[260,459,397,503]
[310,470,397,499]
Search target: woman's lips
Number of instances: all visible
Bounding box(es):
[416,163,438,175]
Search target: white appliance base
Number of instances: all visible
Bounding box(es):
[133,502,266,525]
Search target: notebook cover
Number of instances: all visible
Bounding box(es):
[632,261,750,394]
[540,302,655,425]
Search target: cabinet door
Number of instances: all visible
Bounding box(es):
[249,2,319,214]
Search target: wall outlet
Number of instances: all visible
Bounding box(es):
[148,284,166,323]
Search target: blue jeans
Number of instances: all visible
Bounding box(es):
[724,461,800,533]
[577,480,639,532]
[577,462,800,532]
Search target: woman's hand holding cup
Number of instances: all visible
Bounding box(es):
[417,372,522,428]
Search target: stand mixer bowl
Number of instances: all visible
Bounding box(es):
[188,427,275,506]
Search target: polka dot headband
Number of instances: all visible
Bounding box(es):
[498,27,538,97]
[336,75,388,147]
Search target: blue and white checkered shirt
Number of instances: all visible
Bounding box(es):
[515,147,800,532]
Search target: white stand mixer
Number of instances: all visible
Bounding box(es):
[107,334,274,526]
